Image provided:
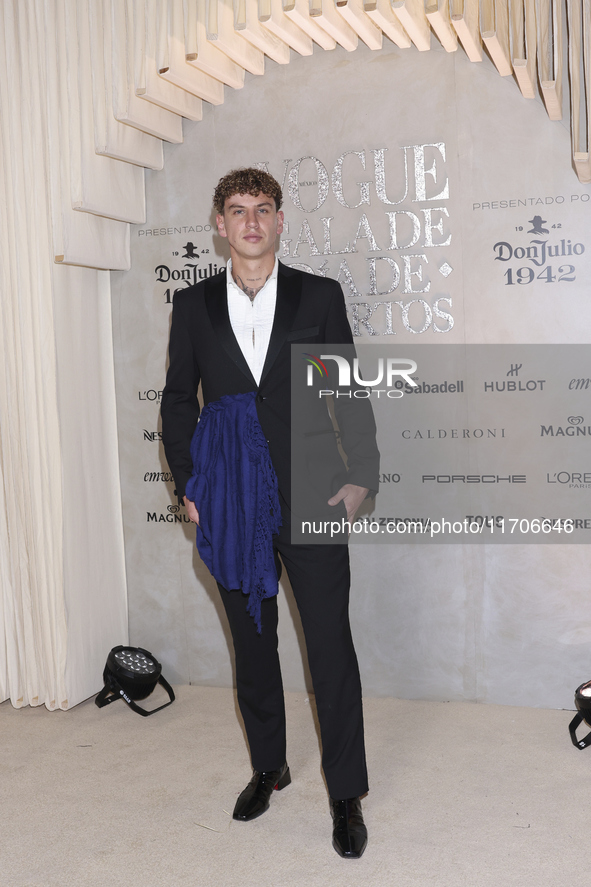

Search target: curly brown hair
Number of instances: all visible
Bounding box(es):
[213,168,283,213]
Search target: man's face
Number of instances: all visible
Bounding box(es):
[216,192,284,264]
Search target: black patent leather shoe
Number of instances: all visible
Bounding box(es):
[330,796,368,858]
[232,763,291,821]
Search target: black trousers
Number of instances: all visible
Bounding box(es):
[217,519,368,801]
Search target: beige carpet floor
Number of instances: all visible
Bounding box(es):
[1,685,588,887]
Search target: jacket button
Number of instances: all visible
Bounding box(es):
[256,394,266,403]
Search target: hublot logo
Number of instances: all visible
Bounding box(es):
[484,362,545,393]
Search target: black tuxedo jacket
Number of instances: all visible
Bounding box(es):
[161,262,379,516]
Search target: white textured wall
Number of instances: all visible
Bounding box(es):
[111,40,591,709]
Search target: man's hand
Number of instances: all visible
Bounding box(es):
[328,484,369,522]
[184,495,200,525]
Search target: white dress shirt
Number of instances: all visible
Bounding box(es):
[226,258,278,386]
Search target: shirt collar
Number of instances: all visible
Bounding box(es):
[226,258,278,296]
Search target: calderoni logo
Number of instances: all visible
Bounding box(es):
[541,416,591,436]
[147,504,192,524]
[379,472,401,483]
[402,427,505,439]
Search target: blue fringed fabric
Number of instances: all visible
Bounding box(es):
[185,392,282,632]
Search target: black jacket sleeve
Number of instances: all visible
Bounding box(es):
[161,292,201,501]
[324,284,380,496]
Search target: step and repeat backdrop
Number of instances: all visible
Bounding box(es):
[290,344,591,545]
[111,41,591,707]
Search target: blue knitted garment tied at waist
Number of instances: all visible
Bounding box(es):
[185,391,282,632]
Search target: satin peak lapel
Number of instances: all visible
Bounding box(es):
[204,271,257,387]
[259,265,302,385]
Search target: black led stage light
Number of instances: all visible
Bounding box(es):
[569,680,591,748]
[95,646,175,717]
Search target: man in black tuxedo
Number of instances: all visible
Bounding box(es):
[161,168,379,858]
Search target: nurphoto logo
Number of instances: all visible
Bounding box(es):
[304,353,418,398]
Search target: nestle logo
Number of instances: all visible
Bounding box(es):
[143,430,163,441]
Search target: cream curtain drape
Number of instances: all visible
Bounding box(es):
[0,1,68,709]
[0,0,128,710]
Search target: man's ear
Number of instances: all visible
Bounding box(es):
[276,210,284,236]
[216,213,227,238]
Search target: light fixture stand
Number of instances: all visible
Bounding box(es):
[95,645,175,717]
[569,680,591,749]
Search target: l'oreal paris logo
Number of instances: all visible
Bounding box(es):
[304,353,418,397]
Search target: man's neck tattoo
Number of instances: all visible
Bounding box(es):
[233,271,271,302]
